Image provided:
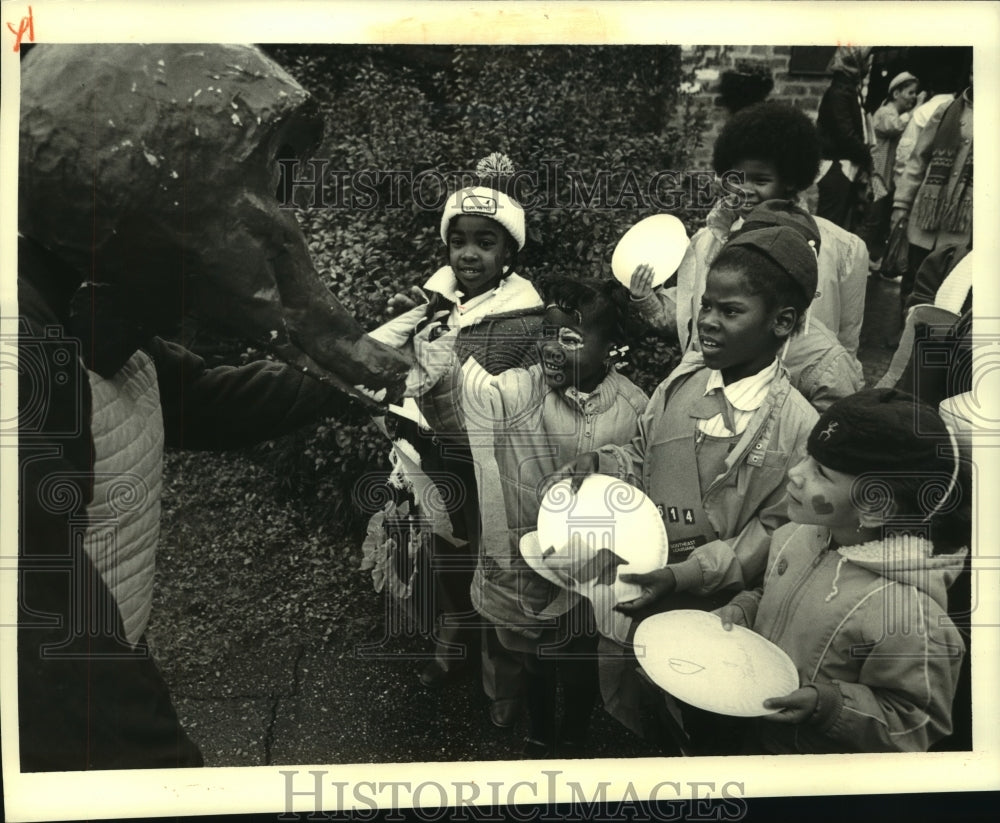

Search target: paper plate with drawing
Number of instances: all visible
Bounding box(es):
[522,474,669,643]
[634,610,799,716]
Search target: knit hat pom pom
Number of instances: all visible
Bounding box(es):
[475,152,516,184]
[440,152,527,250]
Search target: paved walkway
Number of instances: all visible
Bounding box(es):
[857,273,904,386]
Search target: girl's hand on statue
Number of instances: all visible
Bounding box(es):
[386,286,426,317]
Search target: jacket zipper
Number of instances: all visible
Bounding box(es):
[768,539,829,643]
[581,411,595,451]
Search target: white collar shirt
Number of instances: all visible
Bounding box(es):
[698,358,780,437]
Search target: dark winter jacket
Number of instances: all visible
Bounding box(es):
[817,74,873,167]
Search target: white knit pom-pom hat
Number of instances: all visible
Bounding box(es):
[439,153,526,250]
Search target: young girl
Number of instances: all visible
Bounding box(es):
[718,388,969,753]
[369,154,544,688]
[461,276,648,756]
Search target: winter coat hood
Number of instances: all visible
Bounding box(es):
[836,534,967,609]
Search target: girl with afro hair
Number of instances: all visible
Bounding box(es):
[629,101,869,411]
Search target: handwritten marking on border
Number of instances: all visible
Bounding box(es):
[7,6,34,52]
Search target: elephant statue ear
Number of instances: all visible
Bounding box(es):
[19,43,410,404]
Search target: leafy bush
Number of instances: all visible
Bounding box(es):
[202,45,711,532]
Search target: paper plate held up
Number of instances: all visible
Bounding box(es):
[633,610,799,717]
[611,214,689,290]
[520,531,568,589]
[529,475,669,643]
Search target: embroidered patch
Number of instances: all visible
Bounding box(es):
[667,506,680,523]
[461,193,497,215]
[670,537,700,554]
[817,420,839,442]
[683,508,695,524]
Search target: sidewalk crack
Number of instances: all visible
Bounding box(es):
[264,643,306,765]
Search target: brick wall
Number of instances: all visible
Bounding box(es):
[675,45,832,209]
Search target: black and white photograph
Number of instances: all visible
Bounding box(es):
[2,1,998,821]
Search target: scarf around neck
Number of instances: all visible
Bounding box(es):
[914,92,973,234]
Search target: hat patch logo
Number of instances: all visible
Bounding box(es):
[461,194,497,215]
[818,421,839,442]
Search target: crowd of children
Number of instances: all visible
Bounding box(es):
[366,95,972,757]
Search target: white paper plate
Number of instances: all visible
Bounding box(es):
[633,610,799,717]
[530,475,669,643]
[611,214,689,290]
[520,531,576,589]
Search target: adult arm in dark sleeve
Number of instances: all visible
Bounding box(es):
[149,337,352,450]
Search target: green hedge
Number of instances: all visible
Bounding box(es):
[209,45,712,531]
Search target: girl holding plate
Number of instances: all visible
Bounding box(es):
[718,388,968,753]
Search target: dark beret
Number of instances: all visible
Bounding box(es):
[740,199,822,253]
[724,224,819,304]
[808,388,953,476]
